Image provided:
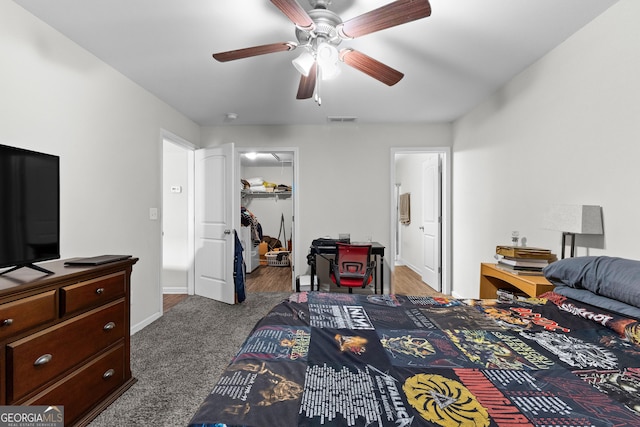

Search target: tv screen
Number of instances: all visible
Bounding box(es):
[0,144,60,274]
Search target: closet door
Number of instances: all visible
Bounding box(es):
[194,144,236,304]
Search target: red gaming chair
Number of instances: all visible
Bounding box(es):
[329,243,375,293]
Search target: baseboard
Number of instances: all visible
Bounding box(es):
[131,311,162,335]
[404,263,421,276]
[395,259,420,276]
[163,286,188,294]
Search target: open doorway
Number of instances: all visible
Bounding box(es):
[237,148,297,293]
[390,147,451,295]
[161,131,197,310]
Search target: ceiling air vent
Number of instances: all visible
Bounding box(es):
[327,116,358,123]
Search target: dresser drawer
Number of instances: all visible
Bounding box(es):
[0,290,57,341]
[6,299,125,402]
[26,343,125,427]
[61,271,126,315]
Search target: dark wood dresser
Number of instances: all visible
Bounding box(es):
[0,257,138,426]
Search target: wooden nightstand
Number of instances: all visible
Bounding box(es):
[479,263,554,299]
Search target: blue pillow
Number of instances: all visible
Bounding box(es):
[544,256,640,308]
[542,256,597,289]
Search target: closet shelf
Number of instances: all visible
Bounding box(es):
[241,190,291,200]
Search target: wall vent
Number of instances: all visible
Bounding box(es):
[327,116,358,123]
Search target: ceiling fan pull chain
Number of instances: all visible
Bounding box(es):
[315,66,322,106]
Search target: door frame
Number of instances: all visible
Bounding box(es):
[235,147,299,291]
[390,147,451,295]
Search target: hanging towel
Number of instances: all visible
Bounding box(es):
[399,193,411,225]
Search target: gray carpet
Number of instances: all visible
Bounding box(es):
[88,292,291,427]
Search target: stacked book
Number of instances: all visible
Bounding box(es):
[494,246,557,276]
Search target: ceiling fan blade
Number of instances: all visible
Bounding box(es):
[338,0,431,39]
[270,0,316,31]
[213,42,296,62]
[296,62,317,99]
[340,49,404,86]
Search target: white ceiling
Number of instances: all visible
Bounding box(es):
[14,0,618,127]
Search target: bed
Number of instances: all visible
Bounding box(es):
[188,256,640,426]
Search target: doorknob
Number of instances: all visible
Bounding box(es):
[419,226,424,231]
[224,229,231,235]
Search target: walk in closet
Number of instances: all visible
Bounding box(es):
[239,152,294,277]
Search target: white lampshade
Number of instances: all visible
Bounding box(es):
[292,51,315,76]
[543,204,603,234]
[316,42,340,80]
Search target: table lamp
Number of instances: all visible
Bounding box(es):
[543,205,603,258]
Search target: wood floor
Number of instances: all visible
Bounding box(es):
[163,293,188,312]
[244,264,444,296]
[391,265,445,297]
[163,265,443,312]
[244,265,292,292]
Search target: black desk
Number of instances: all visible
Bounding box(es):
[306,242,385,294]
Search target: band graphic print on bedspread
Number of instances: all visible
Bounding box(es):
[188,291,640,427]
[232,326,311,362]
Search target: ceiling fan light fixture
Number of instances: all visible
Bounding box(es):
[317,42,338,67]
[213,0,432,102]
[292,50,315,76]
[320,62,340,80]
[316,42,340,80]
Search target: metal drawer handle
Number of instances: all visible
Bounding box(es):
[95,287,105,294]
[103,321,116,331]
[1,319,13,327]
[103,369,115,379]
[34,354,53,366]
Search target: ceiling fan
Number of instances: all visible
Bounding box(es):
[212,0,431,104]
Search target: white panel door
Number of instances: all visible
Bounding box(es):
[194,144,236,304]
[421,155,441,291]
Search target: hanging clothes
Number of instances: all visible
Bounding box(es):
[233,230,246,303]
[240,207,262,243]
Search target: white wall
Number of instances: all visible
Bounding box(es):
[202,124,452,290]
[1,1,200,331]
[452,0,640,298]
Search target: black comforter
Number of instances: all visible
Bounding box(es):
[189,291,640,427]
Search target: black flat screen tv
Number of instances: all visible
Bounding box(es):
[0,144,60,275]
